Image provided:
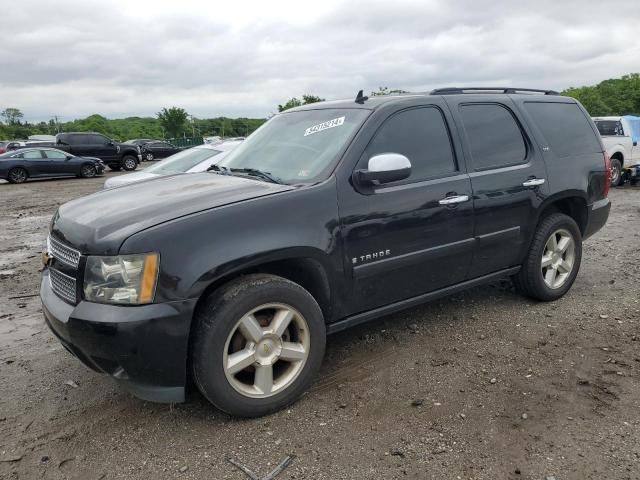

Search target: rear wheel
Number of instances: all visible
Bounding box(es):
[122,155,138,171]
[513,213,582,301]
[192,274,326,417]
[80,164,97,178]
[610,157,623,187]
[7,167,28,184]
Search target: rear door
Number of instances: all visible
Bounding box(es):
[444,97,549,278]
[339,101,475,312]
[20,149,48,176]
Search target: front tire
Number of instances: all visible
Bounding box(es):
[7,167,28,184]
[513,213,582,301]
[80,164,97,178]
[192,274,326,417]
[145,152,154,161]
[122,155,138,171]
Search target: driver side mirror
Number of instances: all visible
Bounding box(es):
[354,153,411,186]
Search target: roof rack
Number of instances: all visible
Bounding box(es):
[430,87,559,96]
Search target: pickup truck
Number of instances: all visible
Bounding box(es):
[55,132,142,171]
[593,116,640,186]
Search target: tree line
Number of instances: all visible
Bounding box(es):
[0,107,267,142]
[2,75,638,141]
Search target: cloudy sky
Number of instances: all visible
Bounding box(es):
[1,0,638,122]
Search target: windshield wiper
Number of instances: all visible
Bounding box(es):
[229,168,283,184]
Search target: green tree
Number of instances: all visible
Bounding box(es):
[1,108,24,125]
[370,87,408,96]
[562,73,640,116]
[278,94,325,112]
[157,107,189,138]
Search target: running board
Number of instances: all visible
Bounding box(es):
[327,267,520,334]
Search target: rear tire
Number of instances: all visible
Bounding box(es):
[513,213,582,301]
[7,167,28,184]
[192,274,326,417]
[122,155,138,171]
[610,158,623,187]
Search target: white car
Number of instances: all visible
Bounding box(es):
[593,116,640,186]
[103,140,242,189]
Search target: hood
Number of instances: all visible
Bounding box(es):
[53,173,295,254]
[103,171,160,188]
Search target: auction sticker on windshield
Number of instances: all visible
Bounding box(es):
[304,116,345,136]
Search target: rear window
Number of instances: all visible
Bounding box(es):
[594,120,624,136]
[524,102,601,157]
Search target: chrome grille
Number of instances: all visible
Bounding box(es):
[49,267,77,304]
[48,235,80,268]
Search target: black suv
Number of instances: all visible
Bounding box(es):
[41,88,611,417]
[55,132,141,171]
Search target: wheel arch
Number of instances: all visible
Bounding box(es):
[535,192,588,236]
[191,251,334,324]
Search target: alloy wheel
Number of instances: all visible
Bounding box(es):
[145,153,154,161]
[124,158,136,170]
[223,303,310,398]
[611,162,621,185]
[9,168,27,183]
[81,165,96,177]
[541,228,576,289]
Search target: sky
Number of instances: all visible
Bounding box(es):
[1,0,639,122]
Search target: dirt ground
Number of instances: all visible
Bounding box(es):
[0,172,639,480]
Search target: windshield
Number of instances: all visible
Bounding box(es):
[595,120,624,136]
[217,108,369,184]
[144,147,222,174]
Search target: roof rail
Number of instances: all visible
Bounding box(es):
[430,87,559,96]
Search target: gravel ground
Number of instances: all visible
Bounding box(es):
[0,173,639,480]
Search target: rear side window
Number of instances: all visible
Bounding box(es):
[365,106,456,184]
[459,104,527,170]
[524,102,601,157]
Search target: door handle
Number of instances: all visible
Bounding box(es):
[439,195,470,205]
[522,178,545,187]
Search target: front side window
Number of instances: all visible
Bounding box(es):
[459,104,527,170]
[363,106,457,184]
[44,150,68,159]
[218,108,370,184]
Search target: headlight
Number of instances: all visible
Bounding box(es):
[83,253,159,305]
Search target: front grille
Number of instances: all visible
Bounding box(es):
[49,267,77,304]
[48,235,80,268]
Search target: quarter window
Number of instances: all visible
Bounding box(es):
[365,107,457,184]
[459,104,527,170]
[524,102,602,158]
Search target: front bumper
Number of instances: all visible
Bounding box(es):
[584,198,611,240]
[41,270,196,403]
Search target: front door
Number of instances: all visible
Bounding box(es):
[339,103,474,313]
[444,97,549,277]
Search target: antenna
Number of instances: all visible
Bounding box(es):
[355,89,368,104]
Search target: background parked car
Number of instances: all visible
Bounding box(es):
[6,140,55,151]
[140,141,181,161]
[55,132,141,171]
[0,141,9,154]
[124,138,157,146]
[593,115,640,186]
[103,140,242,188]
[0,148,105,184]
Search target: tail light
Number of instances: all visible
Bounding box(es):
[0,148,5,154]
[603,151,612,198]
